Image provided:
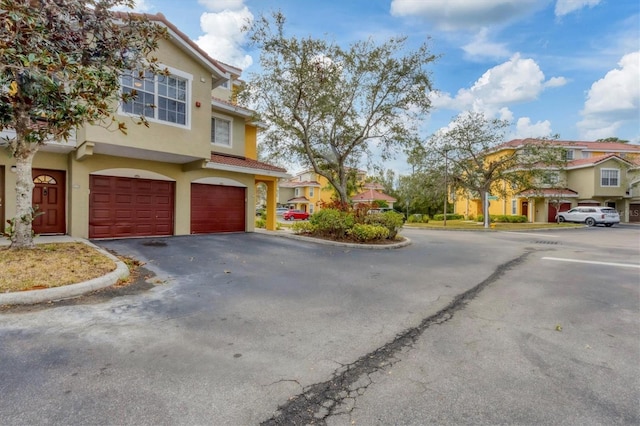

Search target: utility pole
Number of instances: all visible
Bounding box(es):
[443,149,448,227]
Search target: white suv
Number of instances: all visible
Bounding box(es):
[557,206,620,227]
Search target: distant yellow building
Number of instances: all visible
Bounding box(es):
[453,139,640,223]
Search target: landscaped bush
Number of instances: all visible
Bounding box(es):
[309,208,355,238]
[477,214,528,223]
[364,211,404,239]
[291,221,315,234]
[432,213,464,221]
[407,214,428,223]
[348,223,389,242]
[255,218,266,228]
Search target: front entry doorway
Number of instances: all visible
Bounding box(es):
[32,169,66,235]
[522,201,528,219]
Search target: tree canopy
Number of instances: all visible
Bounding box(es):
[426,112,564,227]
[239,12,436,206]
[0,0,167,248]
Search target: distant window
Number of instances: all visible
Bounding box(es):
[562,149,574,161]
[581,151,590,159]
[309,187,314,197]
[121,69,189,126]
[219,78,230,89]
[295,188,300,197]
[211,116,231,146]
[310,204,314,214]
[601,168,619,187]
[511,199,517,215]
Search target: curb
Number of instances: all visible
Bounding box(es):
[255,228,411,249]
[0,241,130,306]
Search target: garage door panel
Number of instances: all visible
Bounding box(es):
[191,183,245,234]
[90,176,174,239]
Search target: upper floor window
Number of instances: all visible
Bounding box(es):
[121,68,189,127]
[581,151,590,159]
[562,149,574,161]
[295,188,300,197]
[309,187,314,197]
[600,168,619,187]
[511,199,517,215]
[211,116,232,146]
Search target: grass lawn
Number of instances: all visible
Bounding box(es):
[404,220,582,230]
[0,242,117,293]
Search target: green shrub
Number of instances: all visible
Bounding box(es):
[291,221,315,234]
[309,208,355,238]
[348,224,389,242]
[365,211,404,239]
[432,213,464,221]
[407,214,429,223]
[477,214,527,223]
[255,218,266,228]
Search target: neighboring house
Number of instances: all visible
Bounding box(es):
[0,12,288,238]
[453,139,640,223]
[278,169,372,213]
[351,183,397,209]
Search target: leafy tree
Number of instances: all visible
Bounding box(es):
[0,0,167,248]
[239,12,436,206]
[596,137,628,143]
[427,112,564,228]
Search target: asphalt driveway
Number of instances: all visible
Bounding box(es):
[1,228,638,425]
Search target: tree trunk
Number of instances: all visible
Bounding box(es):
[10,148,37,249]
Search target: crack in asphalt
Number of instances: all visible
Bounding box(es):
[261,251,532,425]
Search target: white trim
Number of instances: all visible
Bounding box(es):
[205,161,290,178]
[211,98,254,118]
[91,168,174,181]
[192,177,246,187]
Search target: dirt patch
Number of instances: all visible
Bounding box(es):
[0,260,158,313]
[0,243,116,293]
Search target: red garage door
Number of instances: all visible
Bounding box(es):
[89,175,174,239]
[548,202,571,222]
[630,204,640,223]
[191,184,245,234]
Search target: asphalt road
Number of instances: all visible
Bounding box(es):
[0,226,638,425]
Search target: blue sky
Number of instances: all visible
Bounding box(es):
[129,0,639,173]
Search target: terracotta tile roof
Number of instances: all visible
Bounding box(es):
[499,139,640,152]
[351,189,397,203]
[287,197,310,203]
[519,188,579,197]
[566,154,633,169]
[210,153,287,173]
[280,180,322,188]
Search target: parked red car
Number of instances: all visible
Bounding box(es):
[283,210,310,220]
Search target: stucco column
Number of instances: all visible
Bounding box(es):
[264,179,277,231]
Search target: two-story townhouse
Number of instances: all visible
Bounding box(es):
[453,139,640,223]
[0,12,288,239]
[278,169,374,212]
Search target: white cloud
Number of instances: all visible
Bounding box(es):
[432,54,567,117]
[513,117,553,138]
[578,51,640,139]
[112,0,152,12]
[555,0,601,17]
[198,0,245,12]
[195,6,253,69]
[462,28,510,60]
[390,0,546,31]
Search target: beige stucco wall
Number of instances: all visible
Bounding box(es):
[84,38,216,160]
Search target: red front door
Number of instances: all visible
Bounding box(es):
[32,169,66,235]
[521,201,528,218]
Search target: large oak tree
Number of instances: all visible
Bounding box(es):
[239,12,436,206]
[0,0,167,248]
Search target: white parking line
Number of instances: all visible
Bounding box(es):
[542,257,640,269]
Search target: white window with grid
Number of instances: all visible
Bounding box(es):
[600,168,619,187]
[511,199,517,215]
[121,67,190,127]
[211,115,232,147]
